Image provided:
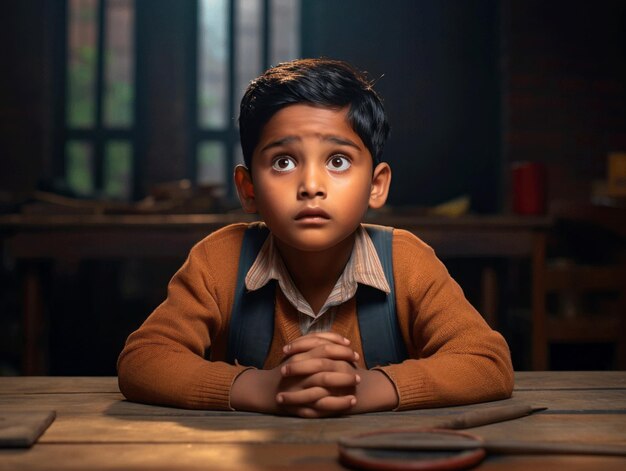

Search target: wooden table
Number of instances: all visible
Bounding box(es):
[0,213,552,374]
[1,372,625,470]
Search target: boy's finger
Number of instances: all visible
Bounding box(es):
[284,406,336,419]
[277,386,330,405]
[278,389,357,415]
[305,371,361,388]
[283,333,350,355]
[305,332,350,344]
[311,395,357,412]
[282,358,336,376]
[282,359,360,381]
[306,332,350,343]
[287,344,360,364]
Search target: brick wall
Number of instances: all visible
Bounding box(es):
[0,0,48,208]
[502,0,626,206]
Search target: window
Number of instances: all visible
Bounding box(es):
[61,0,300,201]
[196,0,300,197]
[65,0,135,200]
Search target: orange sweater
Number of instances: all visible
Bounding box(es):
[117,223,513,411]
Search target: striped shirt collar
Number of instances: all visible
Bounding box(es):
[245,225,391,321]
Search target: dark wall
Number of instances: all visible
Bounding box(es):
[3,0,625,375]
[3,1,624,211]
[0,1,49,207]
[503,0,626,205]
[301,0,502,212]
[0,1,199,203]
[135,0,197,195]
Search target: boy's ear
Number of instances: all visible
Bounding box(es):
[234,165,258,213]
[368,162,392,209]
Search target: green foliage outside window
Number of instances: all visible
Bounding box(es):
[104,48,134,127]
[104,141,132,199]
[66,141,94,196]
[68,46,96,127]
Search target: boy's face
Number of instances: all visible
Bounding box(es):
[235,104,390,253]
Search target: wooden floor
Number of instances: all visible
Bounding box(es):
[1,372,625,470]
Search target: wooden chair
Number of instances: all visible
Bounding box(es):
[532,202,626,370]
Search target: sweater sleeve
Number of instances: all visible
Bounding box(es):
[377,230,514,411]
[117,226,250,410]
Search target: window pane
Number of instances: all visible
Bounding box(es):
[235,0,262,103]
[198,142,226,193]
[66,141,94,196]
[104,0,134,127]
[271,0,300,65]
[67,0,98,128]
[104,140,133,199]
[198,0,228,129]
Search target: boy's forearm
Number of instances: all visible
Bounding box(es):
[351,369,398,413]
[230,365,398,415]
[230,368,280,413]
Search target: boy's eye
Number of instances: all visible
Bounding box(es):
[327,155,351,172]
[271,156,296,172]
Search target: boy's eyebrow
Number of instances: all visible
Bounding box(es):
[324,135,362,149]
[260,135,362,152]
[260,137,298,152]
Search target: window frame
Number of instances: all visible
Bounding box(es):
[52,0,299,203]
[54,0,138,200]
[194,0,301,199]
[193,0,274,198]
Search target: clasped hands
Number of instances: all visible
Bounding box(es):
[230,332,398,418]
[276,332,361,418]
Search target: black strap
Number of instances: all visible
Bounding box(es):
[226,224,407,368]
[358,225,408,367]
[226,224,274,368]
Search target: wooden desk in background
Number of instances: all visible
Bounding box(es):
[0,213,552,374]
[0,372,625,470]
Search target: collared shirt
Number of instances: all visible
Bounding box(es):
[245,225,391,334]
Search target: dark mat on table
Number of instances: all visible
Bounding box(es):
[0,411,56,447]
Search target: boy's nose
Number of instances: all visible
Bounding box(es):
[298,165,326,199]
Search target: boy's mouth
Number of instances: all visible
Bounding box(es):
[294,207,331,220]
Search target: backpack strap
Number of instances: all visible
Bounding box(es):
[226,224,275,368]
[357,225,408,368]
[226,224,408,369]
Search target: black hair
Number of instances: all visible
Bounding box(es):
[238,58,390,168]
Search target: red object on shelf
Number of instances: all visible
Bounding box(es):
[512,162,546,215]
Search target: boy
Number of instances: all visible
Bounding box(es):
[118,58,513,418]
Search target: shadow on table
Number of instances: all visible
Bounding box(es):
[102,396,527,445]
